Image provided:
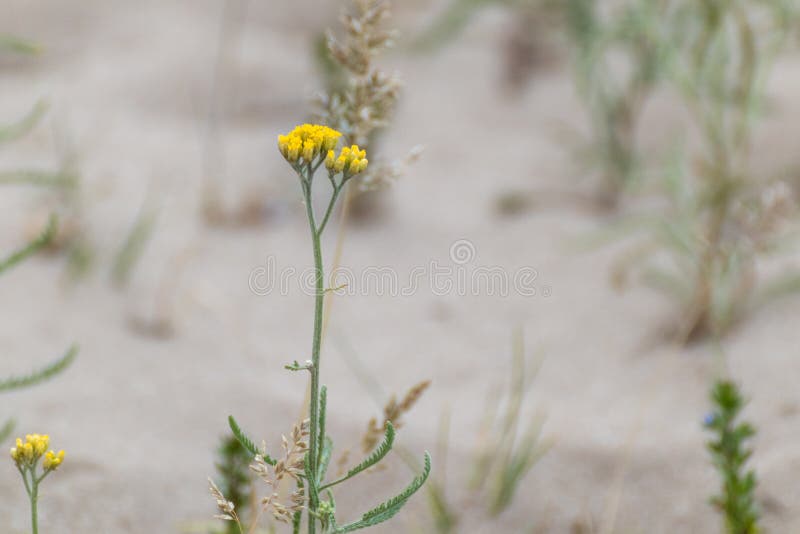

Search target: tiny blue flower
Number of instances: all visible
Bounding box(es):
[703,413,716,427]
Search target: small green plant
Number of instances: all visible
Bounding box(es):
[421,330,549,532]
[468,330,549,517]
[338,329,548,533]
[704,380,760,534]
[213,435,255,534]
[9,433,66,534]
[209,124,429,533]
[416,0,664,207]
[562,0,673,207]
[0,102,77,441]
[0,36,91,282]
[0,41,77,436]
[608,0,800,341]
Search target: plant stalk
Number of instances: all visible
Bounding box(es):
[302,172,327,534]
[30,476,39,534]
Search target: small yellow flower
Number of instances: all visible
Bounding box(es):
[278,135,290,158]
[334,155,347,173]
[287,137,302,162]
[43,450,65,471]
[278,124,343,164]
[325,150,336,170]
[302,139,316,161]
[10,434,52,467]
[327,144,369,176]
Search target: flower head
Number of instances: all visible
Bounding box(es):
[10,434,64,472]
[43,450,65,471]
[10,434,49,467]
[325,144,369,175]
[278,124,343,164]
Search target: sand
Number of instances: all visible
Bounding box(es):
[1,1,800,532]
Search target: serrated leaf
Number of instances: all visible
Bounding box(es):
[0,215,57,276]
[333,451,431,533]
[228,415,276,465]
[320,422,395,491]
[0,344,76,393]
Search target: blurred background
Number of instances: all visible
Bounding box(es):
[1,0,800,532]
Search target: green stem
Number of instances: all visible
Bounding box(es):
[30,477,39,534]
[302,176,324,534]
[317,185,341,237]
[16,464,31,496]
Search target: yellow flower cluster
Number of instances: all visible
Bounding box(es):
[43,450,65,471]
[278,124,342,164]
[325,145,369,175]
[10,434,65,471]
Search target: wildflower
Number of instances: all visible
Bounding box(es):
[10,434,50,467]
[254,108,428,534]
[278,124,343,164]
[10,434,65,534]
[703,413,716,428]
[43,450,65,471]
[326,144,369,176]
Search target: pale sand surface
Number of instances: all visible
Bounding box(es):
[1,1,800,532]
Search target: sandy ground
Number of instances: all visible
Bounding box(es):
[2,1,800,532]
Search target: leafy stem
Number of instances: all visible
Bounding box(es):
[319,423,395,492]
[253,124,427,533]
[705,379,760,534]
[300,162,334,534]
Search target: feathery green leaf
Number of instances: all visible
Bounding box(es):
[320,422,395,491]
[0,344,76,393]
[333,451,431,533]
[0,215,57,276]
[228,415,276,465]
